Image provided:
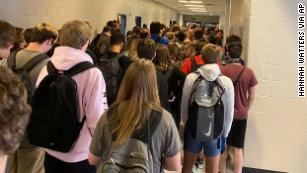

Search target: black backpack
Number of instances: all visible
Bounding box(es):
[187,73,225,141]
[7,51,48,103]
[28,61,96,152]
[98,53,124,105]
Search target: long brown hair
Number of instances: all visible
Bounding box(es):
[153,44,172,72]
[108,59,161,145]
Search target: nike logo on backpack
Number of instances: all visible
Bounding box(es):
[205,122,212,136]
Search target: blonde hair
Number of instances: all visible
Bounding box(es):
[59,20,91,49]
[108,59,161,145]
[201,43,221,64]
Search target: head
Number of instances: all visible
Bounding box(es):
[194,28,204,40]
[0,20,16,59]
[132,26,141,36]
[137,38,156,60]
[168,43,180,62]
[110,59,160,145]
[23,28,34,44]
[226,35,241,45]
[165,32,175,42]
[150,21,161,34]
[216,29,223,38]
[102,26,112,37]
[180,43,195,59]
[0,66,31,157]
[96,33,111,55]
[227,42,242,59]
[59,20,91,51]
[192,41,207,55]
[11,27,25,51]
[201,43,221,64]
[139,29,150,39]
[110,31,125,52]
[171,25,181,33]
[30,23,58,52]
[142,24,147,29]
[176,31,186,43]
[153,45,171,72]
[124,34,139,60]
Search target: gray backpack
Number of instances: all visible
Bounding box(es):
[188,73,225,141]
[99,110,162,173]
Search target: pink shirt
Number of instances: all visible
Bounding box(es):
[36,46,108,162]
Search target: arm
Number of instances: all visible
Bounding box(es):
[162,152,181,171]
[222,78,234,137]
[88,152,101,165]
[247,86,256,110]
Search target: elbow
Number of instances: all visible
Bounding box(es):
[88,153,100,165]
[163,152,181,171]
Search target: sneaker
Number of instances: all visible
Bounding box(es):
[192,165,199,173]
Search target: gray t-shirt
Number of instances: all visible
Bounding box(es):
[15,49,49,84]
[90,107,181,173]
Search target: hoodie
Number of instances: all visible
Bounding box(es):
[36,46,108,162]
[181,64,234,137]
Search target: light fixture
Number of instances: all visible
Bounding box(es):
[184,4,204,7]
[179,1,203,3]
[188,7,206,10]
[191,9,208,12]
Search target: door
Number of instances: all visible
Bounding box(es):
[135,16,142,27]
[118,14,127,34]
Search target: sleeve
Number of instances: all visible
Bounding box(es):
[180,73,197,124]
[163,111,181,157]
[248,69,258,88]
[84,68,108,133]
[181,57,192,75]
[222,77,234,137]
[89,114,107,156]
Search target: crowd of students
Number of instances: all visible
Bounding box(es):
[0,18,257,173]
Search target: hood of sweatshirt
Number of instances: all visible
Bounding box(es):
[197,64,221,81]
[51,46,93,70]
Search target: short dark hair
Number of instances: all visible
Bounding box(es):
[193,41,207,54]
[201,43,221,64]
[150,22,161,34]
[102,26,112,33]
[142,24,147,28]
[23,28,34,44]
[137,39,156,59]
[228,42,243,59]
[226,35,241,44]
[140,29,150,39]
[32,23,58,44]
[194,28,204,40]
[0,20,16,48]
[110,31,125,46]
[0,66,31,155]
[176,31,186,42]
[132,26,141,36]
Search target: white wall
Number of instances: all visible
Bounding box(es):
[244,0,307,172]
[0,0,178,35]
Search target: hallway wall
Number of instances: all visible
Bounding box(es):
[243,0,307,172]
[0,0,178,35]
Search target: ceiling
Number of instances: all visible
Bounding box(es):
[152,0,227,15]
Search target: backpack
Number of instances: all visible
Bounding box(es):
[164,69,176,103]
[187,73,225,141]
[7,51,48,103]
[98,53,124,105]
[28,61,96,152]
[99,109,162,173]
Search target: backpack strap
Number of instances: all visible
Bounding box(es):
[190,54,198,72]
[7,51,19,70]
[8,52,48,72]
[47,61,96,77]
[233,66,245,86]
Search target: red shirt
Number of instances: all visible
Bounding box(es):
[181,54,205,74]
[221,64,258,119]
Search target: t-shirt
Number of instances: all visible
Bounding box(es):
[181,54,204,74]
[220,63,258,119]
[90,104,181,173]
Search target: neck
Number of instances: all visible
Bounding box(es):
[25,43,45,53]
[0,155,7,173]
[111,45,121,53]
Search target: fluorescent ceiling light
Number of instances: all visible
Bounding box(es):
[191,9,207,12]
[184,4,204,7]
[188,7,206,10]
[179,1,203,3]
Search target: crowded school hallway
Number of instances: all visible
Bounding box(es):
[0,0,306,173]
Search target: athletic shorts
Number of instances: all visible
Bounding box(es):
[226,119,247,148]
[184,128,225,157]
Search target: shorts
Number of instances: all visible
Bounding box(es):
[226,119,247,148]
[184,128,225,157]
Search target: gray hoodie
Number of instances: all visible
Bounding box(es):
[181,64,234,137]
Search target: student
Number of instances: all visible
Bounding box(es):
[36,20,107,173]
[7,22,58,173]
[98,31,132,106]
[89,59,181,173]
[0,67,31,173]
[219,42,257,173]
[137,38,170,111]
[0,20,16,65]
[181,41,207,74]
[150,21,169,45]
[153,44,186,129]
[181,44,234,173]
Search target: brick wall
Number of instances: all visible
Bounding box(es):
[0,0,178,35]
[243,0,307,172]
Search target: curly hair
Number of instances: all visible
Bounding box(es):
[0,67,31,155]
